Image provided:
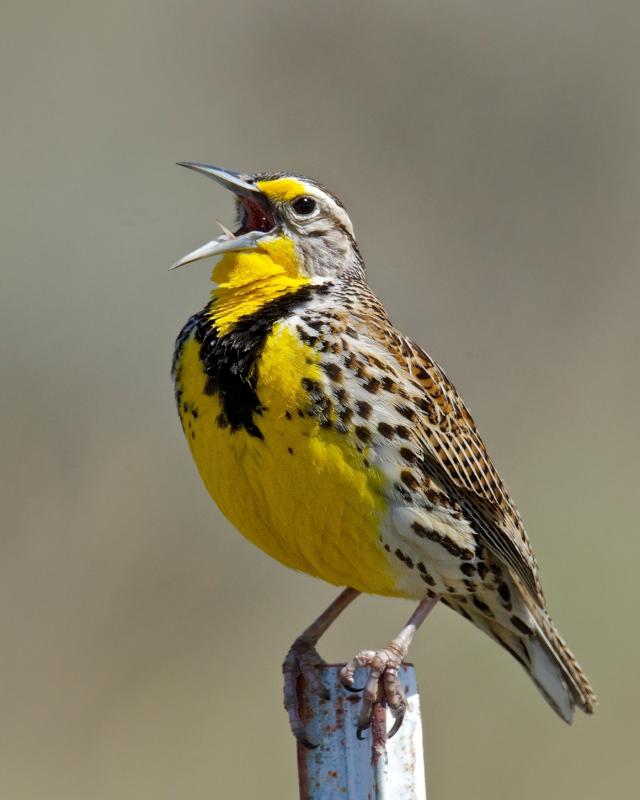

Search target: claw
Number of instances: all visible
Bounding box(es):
[339,642,411,739]
[290,718,319,750]
[290,718,320,750]
[387,712,405,739]
[343,683,364,693]
[301,737,319,750]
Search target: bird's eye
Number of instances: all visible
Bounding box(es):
[292,196,317,216]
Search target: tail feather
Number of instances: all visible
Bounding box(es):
[531,614,597,720]
[489,612,597,723]
[528,631,578,722]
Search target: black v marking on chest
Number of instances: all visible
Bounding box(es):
[194,286,315,438]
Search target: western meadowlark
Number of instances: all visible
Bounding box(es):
[171,162,596,746]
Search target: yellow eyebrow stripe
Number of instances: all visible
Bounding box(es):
[256,177,306,203]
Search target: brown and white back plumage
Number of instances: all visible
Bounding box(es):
[319,276,597,722]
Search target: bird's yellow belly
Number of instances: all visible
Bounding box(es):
[176,325,403,596]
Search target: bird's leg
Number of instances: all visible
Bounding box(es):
[339,594,440,739]
[283,587,360,748]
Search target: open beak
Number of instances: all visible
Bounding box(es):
[171,162,275,270]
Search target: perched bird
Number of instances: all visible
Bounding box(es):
[171,163,596,745]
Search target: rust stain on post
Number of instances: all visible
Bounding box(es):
[297,664,426,800]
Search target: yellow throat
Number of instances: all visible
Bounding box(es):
[207,236,310,336]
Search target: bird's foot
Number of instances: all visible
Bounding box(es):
[339,640,409,739]
[282,636,329,749]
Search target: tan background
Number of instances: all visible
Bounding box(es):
[2,1,638,797]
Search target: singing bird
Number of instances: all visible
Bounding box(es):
[171,163,596,745]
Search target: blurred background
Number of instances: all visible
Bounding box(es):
[1,1,638,797]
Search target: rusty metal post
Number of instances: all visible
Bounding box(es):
[297,664,427,799]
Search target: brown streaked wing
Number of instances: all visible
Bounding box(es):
[386,329,543,602]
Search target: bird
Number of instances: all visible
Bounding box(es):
[171,162,596,746]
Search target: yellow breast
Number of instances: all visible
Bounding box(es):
[175,323,402,596]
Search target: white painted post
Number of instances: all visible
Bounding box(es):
[297,664,427,799]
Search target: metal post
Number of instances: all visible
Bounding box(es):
[297,664,427,799]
